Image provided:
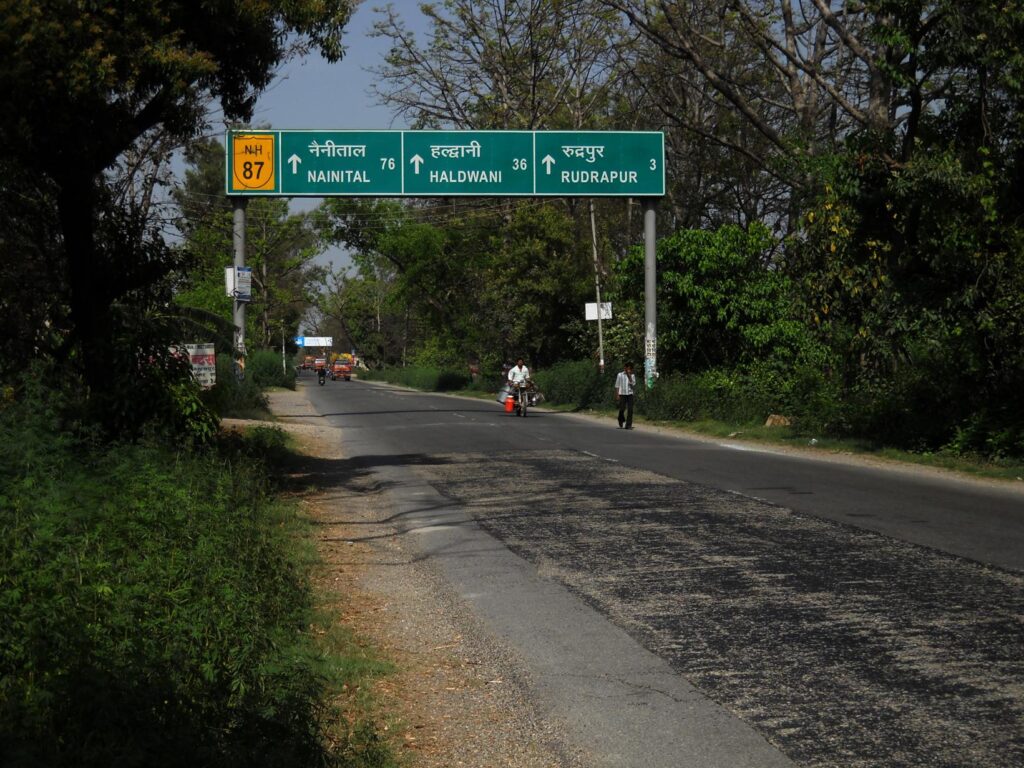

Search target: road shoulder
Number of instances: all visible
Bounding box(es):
[263,388,583,768]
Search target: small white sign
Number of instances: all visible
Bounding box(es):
[585,302,613,321]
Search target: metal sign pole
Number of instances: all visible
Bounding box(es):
[589,199,606,374]
[643,198,658,388]
[232,197,247,379]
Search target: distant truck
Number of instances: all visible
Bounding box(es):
[301,355,315,370]
[330,353,353,381]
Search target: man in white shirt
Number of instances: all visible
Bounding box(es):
[507,357,530,385]
[615,362,636,429]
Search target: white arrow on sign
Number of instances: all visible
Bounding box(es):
[410,154,424,174]
[288,154,302,173]
[541,154,556,175]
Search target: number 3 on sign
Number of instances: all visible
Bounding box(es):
[649,158,657,170]
[231,134,276,192]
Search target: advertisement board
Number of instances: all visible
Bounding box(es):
[184,343,217,389]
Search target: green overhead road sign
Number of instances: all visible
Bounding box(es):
[402,131,534,196]
[535,131,664,196]
[281,130,402,195]
[227,130,664,197]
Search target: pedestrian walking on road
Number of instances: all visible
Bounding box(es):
[616,363,636,429]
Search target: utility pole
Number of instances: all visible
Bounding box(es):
[643,199,658,388]
[232,197,247,379]
[589,199,606,374]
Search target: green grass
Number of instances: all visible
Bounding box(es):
[0,406,399,767]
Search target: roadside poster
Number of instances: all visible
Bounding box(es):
[185,343,217,389]
[585,302,613,321]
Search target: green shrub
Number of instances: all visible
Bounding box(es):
[201,353,268,419]
[637,364,842,430]
[247,348,297,390]
[363,366,469,391]
[532,360,615,409]
[0,403,337,766]
[638,369,740,421]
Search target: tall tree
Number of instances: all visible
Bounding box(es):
[0,0,352,417]
[371,0,623,130]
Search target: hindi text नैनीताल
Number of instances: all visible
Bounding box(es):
[308,140,367,158]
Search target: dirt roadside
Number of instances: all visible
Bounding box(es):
[250,388,584,768]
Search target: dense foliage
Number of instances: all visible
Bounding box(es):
[0,395,386,766]
[0,0,351,433]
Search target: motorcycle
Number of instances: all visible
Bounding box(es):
[497,380,543,417]
[511,380,532,417]
[317,367,326,386]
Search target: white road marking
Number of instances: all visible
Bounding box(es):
[719,442,775,454]
[582,450,619,464]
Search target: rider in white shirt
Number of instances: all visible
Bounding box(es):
[507,358,530,385]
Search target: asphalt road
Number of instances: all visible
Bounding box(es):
[295,376,1024,768]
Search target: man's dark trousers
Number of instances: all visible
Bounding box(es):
[618,394,634,428]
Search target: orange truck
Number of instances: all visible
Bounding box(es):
[330,353,353,381]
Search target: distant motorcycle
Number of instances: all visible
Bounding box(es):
[317,368,326,386]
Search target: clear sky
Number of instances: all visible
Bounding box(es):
[252,1,422,133]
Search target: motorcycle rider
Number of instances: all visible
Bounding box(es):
[507,357,531,414]
[507,357,530,386]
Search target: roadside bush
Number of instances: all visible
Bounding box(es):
[247,348,297,390]
[0,400,337,767]
[364,366,469,391]
[532,360,615,409]
[841,357,979,452]
[636,363,845,432]
[637,369,745,422]
[781,363,848,436]
[201,353,268,418]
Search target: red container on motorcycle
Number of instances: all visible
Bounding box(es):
[505,396,515,413]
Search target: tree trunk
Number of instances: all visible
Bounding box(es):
[58,180,112,402]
